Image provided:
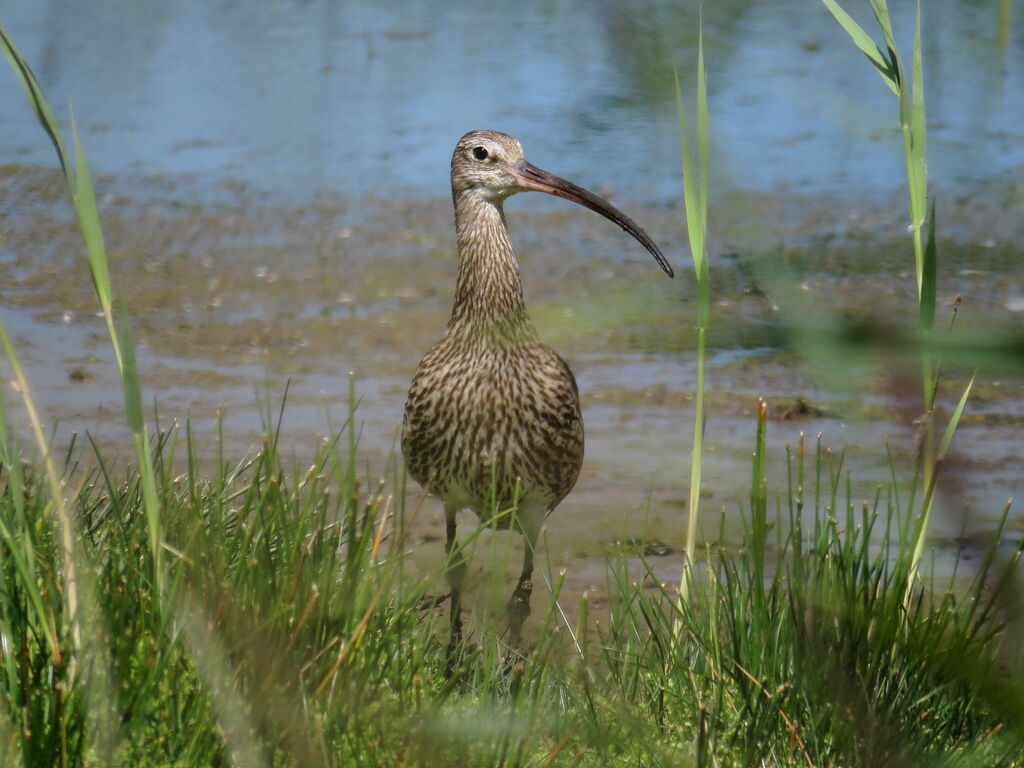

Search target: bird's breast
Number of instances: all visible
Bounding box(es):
[402,336,584,517]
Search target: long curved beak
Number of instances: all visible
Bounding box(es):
[510,159,674,278]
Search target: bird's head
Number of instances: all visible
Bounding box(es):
[450,130,673,278]
[451,130,526,201]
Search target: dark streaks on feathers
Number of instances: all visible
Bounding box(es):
[404,337,583,515]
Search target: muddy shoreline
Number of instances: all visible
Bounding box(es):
[1,164,1021,605]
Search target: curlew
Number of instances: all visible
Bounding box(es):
[402,130,673,658]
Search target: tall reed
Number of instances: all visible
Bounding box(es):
[674,24,710,608]
[820,0,973,602]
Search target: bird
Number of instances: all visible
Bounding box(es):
[402,130,673,663]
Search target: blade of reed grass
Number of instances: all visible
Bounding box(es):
[919,198,937,335]
[750,400,768,601]
[116,298,163,585]
[70,115,120,367]
[906,107,936,600]
[998,0,1013,48]
[902,3,928,305]
[695,39,709,285]
[821,0,899,94]
[675,25,710,609]
[937,375,975,461]
[0,26,71,178]
[904,380,974,608]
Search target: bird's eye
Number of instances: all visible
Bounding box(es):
[472,146,489,161]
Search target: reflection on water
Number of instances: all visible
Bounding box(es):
[1,0,1022,203]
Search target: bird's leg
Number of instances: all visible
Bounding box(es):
[444,505,467,677]
[506,529,535,648]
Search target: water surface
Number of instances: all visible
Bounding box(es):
[2,0,1021,203]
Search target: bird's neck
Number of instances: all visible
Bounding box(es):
[449,191,538,342]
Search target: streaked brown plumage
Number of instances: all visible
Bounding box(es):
[402,130,672,656]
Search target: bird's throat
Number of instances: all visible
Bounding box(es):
[449,194,537,342]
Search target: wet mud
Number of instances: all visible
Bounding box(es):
[1,166,1022,611]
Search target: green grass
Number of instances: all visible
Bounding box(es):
[1,397,1021,766]
[2,7,1023,767]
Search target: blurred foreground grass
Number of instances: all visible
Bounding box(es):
[1,402,1022,766]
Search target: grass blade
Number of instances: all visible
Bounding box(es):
[675,25,710,609]
[938,375,975,461]
[696,35,709,266]
[69,114,127,372]
[674,69,704,280]
[919,198,937,333]
[821,0,899,94]
[0,25,71,180]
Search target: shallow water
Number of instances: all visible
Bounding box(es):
[1,1,1022,203]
